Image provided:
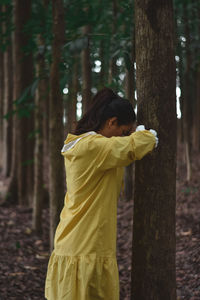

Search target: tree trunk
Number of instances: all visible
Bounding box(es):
[66,58,78,133]
[131,1,177,299]
[32,37,46,233]
[183,3,192,181]
[2,4,13,177]
[81,24,92,114]
[99,40,105,88]
[6,10,18,203]
[49,0,65,249]
[193,65,200,151]
[192,7,200,151]
[13,0,34,205]
[176,39,184,144]
[108,0,118,85]
[124,29,136,201]
[27,109,35,206]
[41,0,51,161]
[0,5,4,154]
[43,80,50,157]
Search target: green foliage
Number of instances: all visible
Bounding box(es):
[13,79,38,118]
[3,110,16,121]
[0,3,13,51]
[16,241,21,249]
[175,0,200,111]
[1,0,198,118]
[4,78,39,120]
[0,0,12,4]
[22,159,34,166]
[181,187,198,195]
[28,129,40,139]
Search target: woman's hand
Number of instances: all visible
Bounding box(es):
[136,125,158,148]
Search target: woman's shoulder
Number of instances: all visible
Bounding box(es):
[61,131,104,154]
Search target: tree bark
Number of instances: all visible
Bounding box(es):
[192,6,200,151]
[108,0,118,85]
[6,7,18,203]
[66,58,78,133]
[183,3,192,181]
[0,5,4,153]
[13,0,34,205]
[43,80,50,157]
[81,24,92,114]
[49,0,65,249]
[193,65,200,151]
[124,28,136,201]
[132,1,177,299]
[32,36,46,233]
[2,4,13,177]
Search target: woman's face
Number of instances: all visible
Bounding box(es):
[99,117,136,138]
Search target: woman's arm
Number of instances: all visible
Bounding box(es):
[89,130,157,170]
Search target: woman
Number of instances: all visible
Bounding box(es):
[45,88,158,300]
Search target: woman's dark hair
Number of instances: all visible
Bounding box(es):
[74,87,136,135]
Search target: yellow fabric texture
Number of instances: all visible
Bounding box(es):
[45,131,156,300]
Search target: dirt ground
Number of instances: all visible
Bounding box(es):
[0,146,200,300]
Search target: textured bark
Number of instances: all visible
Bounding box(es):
[0,50,4,145]
[6,32,18,203]
[66,58,78,133]
[132,1,177,299]
[13,0,34,205]
[27,110,35,205]
[32,37,46,233]
[81,24,92,114]
[49,0,65,249]
[183,4,192,181]
[2,4,13,177]
[2,35,13,177]
[43,85,50,156]
[40,0,50,159]
[124,29,136,201]
[108,0,118,85]
[193,66,200,151]
[108,57,117,85]
[192,7,200,151]
[0,5,4,146]
[124,164,134,201]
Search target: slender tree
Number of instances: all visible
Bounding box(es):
[66,57,78,133]
[99,40,106,88]
[194,60,200,151]
[108,0,118,85]
[183,2,193,181]
[13,0,34,205]
[81,20,92,114]
[0,5,5,149]
[32,35,46,233]
[49,0,65,249]
[131,1,177,299]
[2,4,13,177]
[192,4,200,151]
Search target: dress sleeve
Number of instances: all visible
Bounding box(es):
[89,130,156,170]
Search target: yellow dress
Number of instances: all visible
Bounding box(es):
[45,130,156,300]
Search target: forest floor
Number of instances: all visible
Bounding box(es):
[0,146,200,300]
